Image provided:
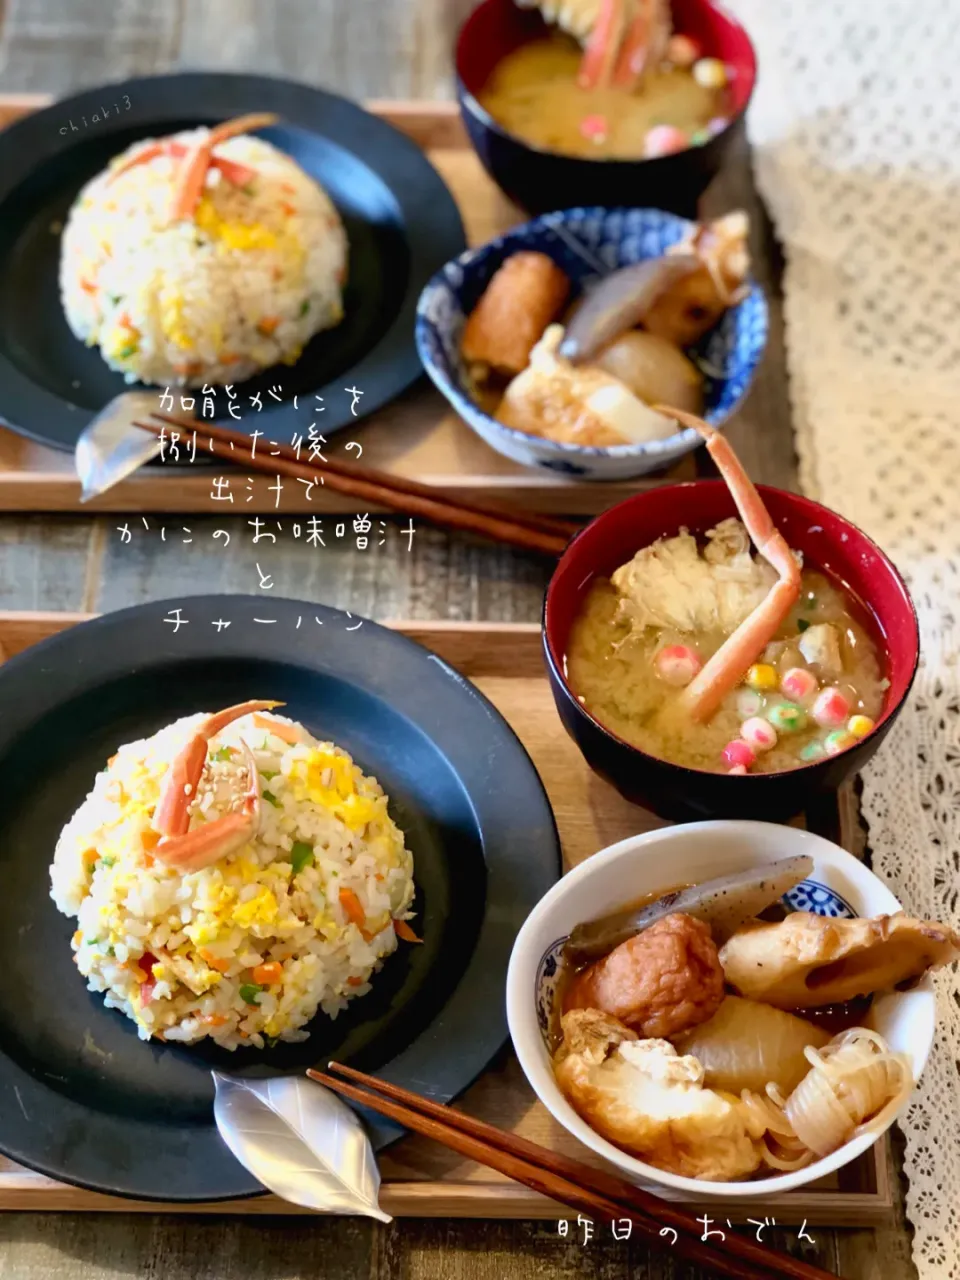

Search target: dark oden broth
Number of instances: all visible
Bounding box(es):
[565,567,887,774]
[478,33,727,160]
[553,890,872,1051]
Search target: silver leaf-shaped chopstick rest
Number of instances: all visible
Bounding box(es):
[74,390,166,502]
[212,1071,392,1221]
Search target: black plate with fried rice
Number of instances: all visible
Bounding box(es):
[0,72,467,450]
[0,597,560,1201]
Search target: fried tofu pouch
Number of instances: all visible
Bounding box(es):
[460,251,570,376]
[494,324,679,446]
[642,211,757,348]
[565,912,725,1039]
[554,1010,766,1181]
[642,211,751,348]
[719,911,960,1009]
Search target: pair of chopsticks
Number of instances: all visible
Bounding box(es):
[135,412,580,557]
[309,1064,837,1280]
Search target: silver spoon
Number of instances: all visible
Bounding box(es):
[74,390,167,502]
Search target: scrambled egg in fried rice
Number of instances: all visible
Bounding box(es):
[59,125,348,386]
[49,709,416,1050]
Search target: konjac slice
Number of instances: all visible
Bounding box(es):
[674,995,830,1095]
[563,854,813,964]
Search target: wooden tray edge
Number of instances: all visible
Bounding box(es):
[0,611,543,660]
[0,610,891,1223]
[0,1166,892,1225]
[0,94,465,138]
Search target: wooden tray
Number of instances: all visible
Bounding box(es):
[0,95,695,516]
[0,609,889,1223]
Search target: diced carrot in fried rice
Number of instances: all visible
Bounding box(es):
[393,919,422,944]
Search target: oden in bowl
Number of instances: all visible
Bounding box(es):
[416,206,767,480]
[507,822,957,1197]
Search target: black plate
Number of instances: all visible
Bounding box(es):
[0,596,559,1201]
[0,72,466,450]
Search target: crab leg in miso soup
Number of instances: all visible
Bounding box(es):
[484,1,732,161]
[564,413,887,774]
[666,413,802,723]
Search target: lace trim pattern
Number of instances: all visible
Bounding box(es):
[727,4,960,1272]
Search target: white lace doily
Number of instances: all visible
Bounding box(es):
[726,2,960,1274]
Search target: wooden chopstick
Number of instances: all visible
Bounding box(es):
[308,1065,836,1280]
[134,416,569,555]
[150,410,581,541]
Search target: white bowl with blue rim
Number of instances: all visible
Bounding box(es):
[506,820,934,1197]
[415,207,768,481]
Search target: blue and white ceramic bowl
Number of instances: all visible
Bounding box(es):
[507,821,935,1197]
[415,207,768,481]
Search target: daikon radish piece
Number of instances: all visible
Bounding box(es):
[675,995,830,1095]
[592,330,703,413]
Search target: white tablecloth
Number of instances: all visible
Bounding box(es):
[726,3,960,1274]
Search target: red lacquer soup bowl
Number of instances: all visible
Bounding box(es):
[543,483,920,822]
[455,0,757,217]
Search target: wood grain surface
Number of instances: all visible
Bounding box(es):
[0,3,915,1280]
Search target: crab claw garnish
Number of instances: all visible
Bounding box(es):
[651,408,802,723]
[154,738,262,873]
[152,699,283,838]
[577,0,629,89]
[107,141,168,183]
[167,112,280,223]
[611,0,671,87]
[576,0,671,91]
